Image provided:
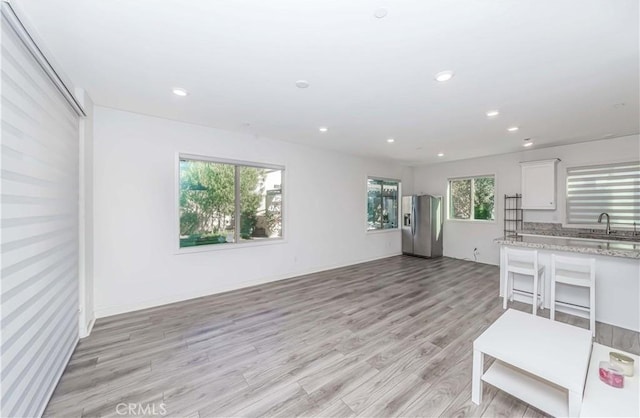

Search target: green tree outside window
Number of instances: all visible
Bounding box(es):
[449,176,495,221]
[179,158,283,247]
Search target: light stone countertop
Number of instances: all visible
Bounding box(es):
[518,229,639,242]
[494,234,640,259]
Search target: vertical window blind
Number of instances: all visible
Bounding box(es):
[1,4,83,417]
[566,161,640,225]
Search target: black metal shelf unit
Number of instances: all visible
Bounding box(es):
[504,194,523,237]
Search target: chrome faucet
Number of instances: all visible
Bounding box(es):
[597,212,611,235]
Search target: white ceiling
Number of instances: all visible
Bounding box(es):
[16,0,640,164]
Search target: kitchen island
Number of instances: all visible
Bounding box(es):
[495,233,640,332]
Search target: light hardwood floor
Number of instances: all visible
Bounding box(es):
[45,256,640,417]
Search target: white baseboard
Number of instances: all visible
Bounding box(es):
[79,315,96,338]
[85,317,96,337]
[447,255,498,266]
[94,252,402,319]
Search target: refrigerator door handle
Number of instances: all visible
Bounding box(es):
[411,200,416,236]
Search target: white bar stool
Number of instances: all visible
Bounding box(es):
[503,248,545,315]
[550,254,596,337]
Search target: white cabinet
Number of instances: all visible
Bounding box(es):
[521,159,558,210]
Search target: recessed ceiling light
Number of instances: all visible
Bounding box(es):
[507,126,519,132]
[374,8,388,18]
[437,152,445,157]
[387,138,395,143]
[523,138,533,147]
[486,110,500,117]
[319,127,328,132]
[434,70,455,82]
[295,80,310,88]
[172,88,188,97]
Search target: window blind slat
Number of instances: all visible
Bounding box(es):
[566,162,640,225]
[568,180,640,188]
[569,204,639,210]
[568,195,639,201]
[568,164,640,174]
[569,186,640,196]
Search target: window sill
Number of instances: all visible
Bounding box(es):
[176,237,286,255]
[366,228,401,235]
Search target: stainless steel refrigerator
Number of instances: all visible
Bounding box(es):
[401,195,443,258]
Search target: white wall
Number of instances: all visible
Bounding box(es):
[413,135,640,265]
[93,107,410,317]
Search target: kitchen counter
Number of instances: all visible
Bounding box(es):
[496,234,640,331]
[518,229,639,242]
[494,234,640,259]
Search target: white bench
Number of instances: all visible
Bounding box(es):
[472,309,592,417]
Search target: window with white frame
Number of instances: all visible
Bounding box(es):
[179,155,284,248]
[367,178,400,230]
[566,161,640,226]
[448,175,495,221]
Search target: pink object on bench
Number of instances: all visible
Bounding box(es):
[599,361,624,388]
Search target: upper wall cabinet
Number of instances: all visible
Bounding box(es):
[520,159,559,210]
